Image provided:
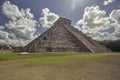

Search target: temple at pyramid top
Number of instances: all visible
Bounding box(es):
[23,17,111,53]
[54,17,71,24]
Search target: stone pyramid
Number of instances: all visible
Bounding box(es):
[23,17,111,53]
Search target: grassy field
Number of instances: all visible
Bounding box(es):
[0,50,112,65]
[0,51,120,80]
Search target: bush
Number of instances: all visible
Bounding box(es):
[101,40,120,52]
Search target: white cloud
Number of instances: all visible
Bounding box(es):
[0,25,8,40]
[110,9,120,39]
[39,8,59,28]
[0,25,9,45]
[110,9,120,24]
[0,30,8,39]
[2,1,34,20]
[76,6,118,40]
[76,6,111,35]
[0,1,60,46]
[2,1,22,20]
[76,6,120,41]
[0,39,8,45]
[0,1,37,46]
[21,8,34,19]
[103,0,116,5]
[5,18,37,40]
[7,39,32,47]
[0,26,4,30]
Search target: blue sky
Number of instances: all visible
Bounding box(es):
[0,0,120,46]
[0,0,119,24]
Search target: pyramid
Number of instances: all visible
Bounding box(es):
[23,17,111,53]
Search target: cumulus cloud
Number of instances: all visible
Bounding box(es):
[0,25,9,45]
[5,18,37,40]
[0,26,4,30]
[2,1,34,20]
[76,6,111,38]
[76,5,120,41]
[0,39,8,45]
[2,1,22,20]
[39,8,59,28]
[0,1,60,46]
[103,0,116,5]
[112,25,120,38]
[0,30,8,39]
[110,9,120,39]
[0,25,8,40]
[0,1,37,46]
[110,9,120,24]
[7,38,33,47]
[3,1,37,40]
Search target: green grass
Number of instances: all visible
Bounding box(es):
[0,51,112,65]
[20,53,108,65]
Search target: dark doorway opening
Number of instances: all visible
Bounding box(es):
[43,37,47,40]
[46,47,52,52]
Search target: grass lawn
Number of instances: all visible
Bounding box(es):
[0,51,120,80]
[0,50,116,65]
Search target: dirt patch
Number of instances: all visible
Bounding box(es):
[0,54,120,80]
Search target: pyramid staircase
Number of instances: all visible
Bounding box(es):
[64,25,111,52]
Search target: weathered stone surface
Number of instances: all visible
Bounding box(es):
[23,17,111,52]
[0,45,12,50]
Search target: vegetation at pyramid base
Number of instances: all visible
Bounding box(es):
[100,40,120,52]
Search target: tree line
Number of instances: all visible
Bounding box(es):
[100,40,120,52]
